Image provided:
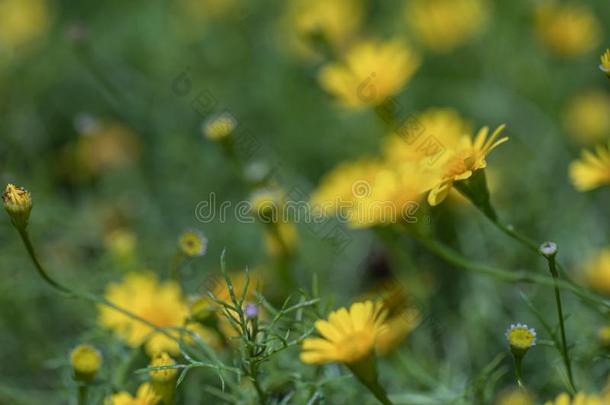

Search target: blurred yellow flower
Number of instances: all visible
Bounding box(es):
[98,273,188,356]
[282,0,363,59]
[318,39,420,108]
[564,90,610,144]
[405,0,488,53]
[427,125,508,206]
[534,3,600,58]
[569,143,610,192]
[104,228,137,261]
[311,159,434,228]
[178,229,208,257]
[496,388,535,405]
[105,383,160,405]
[0,0,50,51]
[361,281,420,355]
[203,113,237,141]
[264,221,299,257]
[598,325,610,347]
[601,49,610,76]
[383,108,472,165]
[544,391,610,405]
[301,301,387,365]
[582,248,610,295]
[70,120,140,179]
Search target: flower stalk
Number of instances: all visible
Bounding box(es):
[540,242,576,393]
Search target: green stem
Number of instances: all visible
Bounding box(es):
[77,385,88,405]
[17,228,71,295]
[512,355,524,389]
[414,235,609,309]
[543,252,576,393]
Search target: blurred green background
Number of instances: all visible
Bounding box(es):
[1,0,609,403]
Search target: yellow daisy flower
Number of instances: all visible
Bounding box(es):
[569,143,610,191]
[534,3,600,58]
[601,49,610,76]
[178,229,208,257]
[582,247,610,296]
[318,39,420,108]
[405,0,488,53]
[564,90,610,144]
[311,159,435,228]
[148,352,177,383]
[427,125,508,206]
[300,301,387,365]
[98,273,189,356]
[383,108,472,165]
[105,383,160,405]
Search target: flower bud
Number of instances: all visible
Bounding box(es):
[506,323,537,359]
[2,184,32,230]
[149,352,177,383]
[202,112,237,141]
[70,344,102,383]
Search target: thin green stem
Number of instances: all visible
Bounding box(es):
[17,228,71,295]
[512,356,524,389]
[544,252,576,393]
[77,385,88,405]
[414,235,610,309]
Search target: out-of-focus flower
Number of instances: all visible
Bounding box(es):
[569,142,610,191]
[105,383,160,405]
[318,39,420,108]
[505,323,536,358]
[179,229,208,257]
[2,184,32,230]
[250,188,283,222]
[582,248,610,295]
[564,90,610,144]
[496,388,535,405]
[301,301,387,365]
[264,221,298,257]
[149,352,177,383]
[104,228,137,262]
[70,344,102,383]
[98,273,189,356]
[534,3,600,58]
[148,352,177,404]
[311,159,435,228]
[203,113,237,141]
[405,0,488,53]
[383,108,472,165]
[544,390,610,405]
[372,283,420,355]
[427,125,508,206]
[66,120,140,180]
[598,325,610,347]
[601,49,610,76]
[0,0,50,52]
[281,0,363,59]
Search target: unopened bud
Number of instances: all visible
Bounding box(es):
[3,184,32,230]
[70,344,102,383]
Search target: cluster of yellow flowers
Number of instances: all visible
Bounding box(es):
[311,108,507,227]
